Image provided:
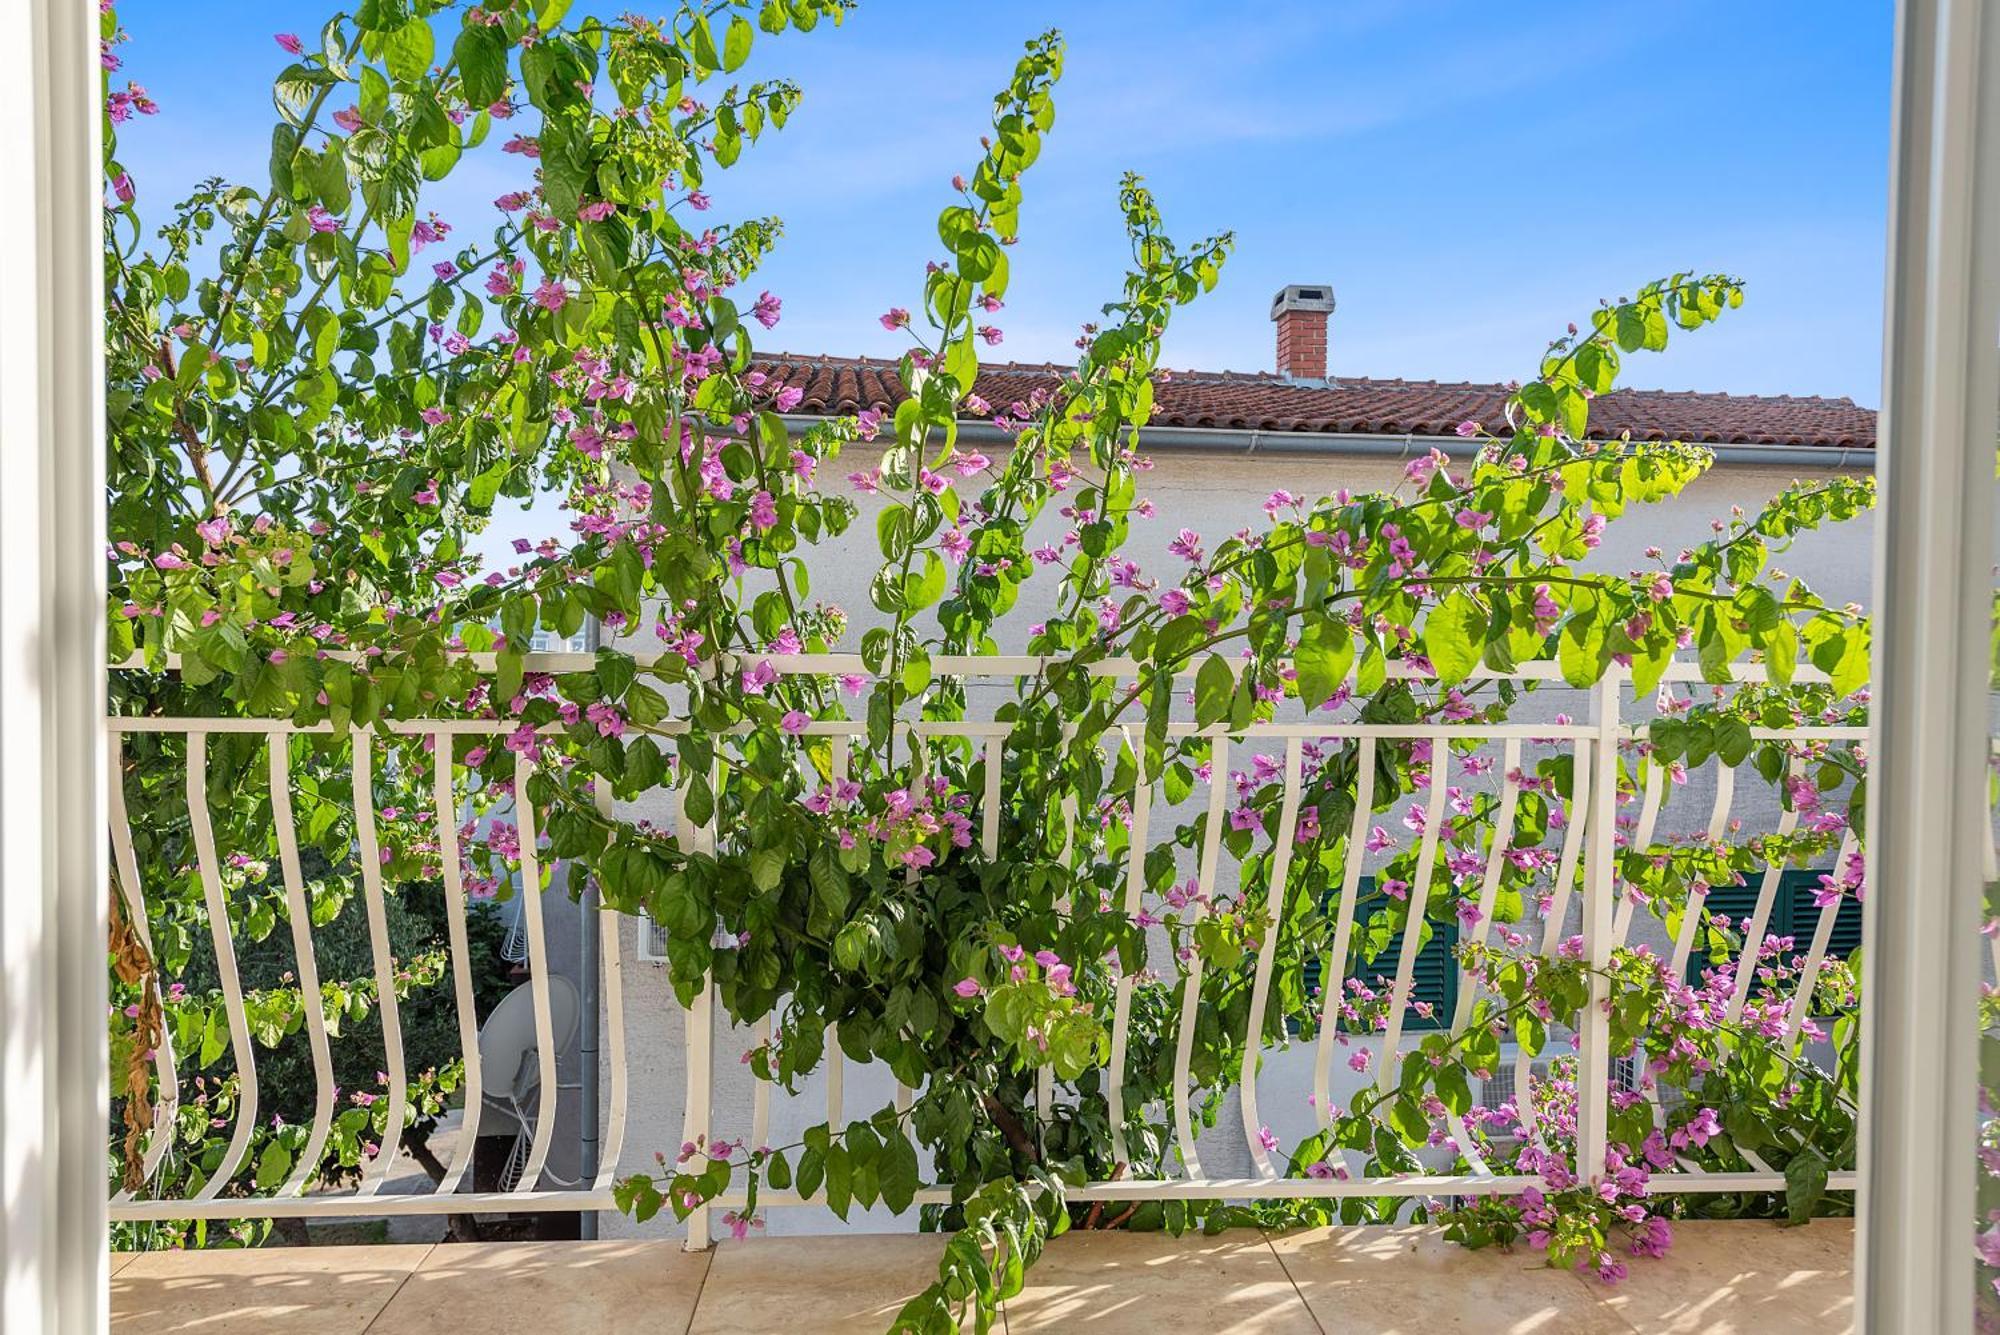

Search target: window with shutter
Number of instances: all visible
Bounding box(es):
[1302,876,1458,1032]
[1685,868,1858,989]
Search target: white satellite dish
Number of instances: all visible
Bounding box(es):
[477,977,581,1189]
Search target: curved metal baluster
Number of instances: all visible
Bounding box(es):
[1240,738,1304,1178]
[1537,740,1593,955]
[106,729,180,1199]
[1038,724,1079,1128]
[1612,757,1667,947]
[824,738,846,1131]
[186,732,258,1200]
[431,736,484,1194]
[1172,731,1228,1177]
[1669,765,1736,977]
[1314,737,1376,1133]
[1106,726,1155,1168]
[592,770,630,1191]
[981,734,1003,859]
[268,734,335,1197]
[1724,756,1803,1027]
[352,731,409,1194]
[507,750,560,1191]
[680,756,719,1249]
[1451,740,1521,1033]
[1784,828,1862,1050]
[1511,1044,1547,1149]
[1376,747,1450,1093]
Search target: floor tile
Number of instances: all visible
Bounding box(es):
[369,1240,710,1334]
[1266,1225,1630,1334]
[690,1234,954,1335]
[111,1244,431,1334]
[111,1253,137,1277]
[1004,1230,1318,1334]
[1590,1218,1854,1334]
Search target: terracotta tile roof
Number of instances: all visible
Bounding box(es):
[755,354,1878,451]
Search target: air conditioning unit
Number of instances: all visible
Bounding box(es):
[1478,1055,1638,1113]
[635,910,669,964]
[1479,1060,1547,1114]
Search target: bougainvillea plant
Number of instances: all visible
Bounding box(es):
[104,0,1880,1328]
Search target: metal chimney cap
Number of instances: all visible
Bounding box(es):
[1271,284,1336,318]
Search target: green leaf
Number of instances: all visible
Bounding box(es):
[1784,1147,1828,1225]
[824,1143,852,1220]
[1294,616,1354,710]
[254,1140,293,1190]
[454,25,508,108]
[683,771,714,829]
[384,17,435,85]
[688,15,721,71]
[1713,717,1753,768]
[1558,601,1607,688]
[879,1128,919,1213]
[200,1005,228,1067]
[723,15,754,70]
[795,1145,825,1199]
[1765,619,1799,686]
[749,846,786,892]
[1194,653,1235,730]
[1422,591,1485,687]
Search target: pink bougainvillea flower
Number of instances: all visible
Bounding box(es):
[274,32,304,54]
[531,278,568,311]
[577,200,616,222]
[952,978,982,998]
[304,204,342,233]
[331,106,364,132]
[748,489,779,531]
[879,308,910,330]
[779,710,808,735]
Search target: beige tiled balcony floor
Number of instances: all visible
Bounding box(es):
[111,1217,1853,1334]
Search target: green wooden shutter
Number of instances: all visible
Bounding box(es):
[1303,877,1458,1032]
[1783,869,1862,961]
[1685,867,1855,986]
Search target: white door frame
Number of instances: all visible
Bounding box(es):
[0,0,108,1330]
[1862,0,2000,1328]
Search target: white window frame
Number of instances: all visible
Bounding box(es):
[1863,0,2000,1327]
[1,0,107,1328]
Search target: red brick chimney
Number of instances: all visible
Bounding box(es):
[1271,284,1335,382]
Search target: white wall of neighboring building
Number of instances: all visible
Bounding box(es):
[589,446,1873,1238]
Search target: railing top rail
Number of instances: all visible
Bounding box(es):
[110,652,1838,688]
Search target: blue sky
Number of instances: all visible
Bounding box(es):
[118,1,1894,405]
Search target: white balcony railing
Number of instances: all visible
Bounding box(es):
[105,656,1867,1245]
